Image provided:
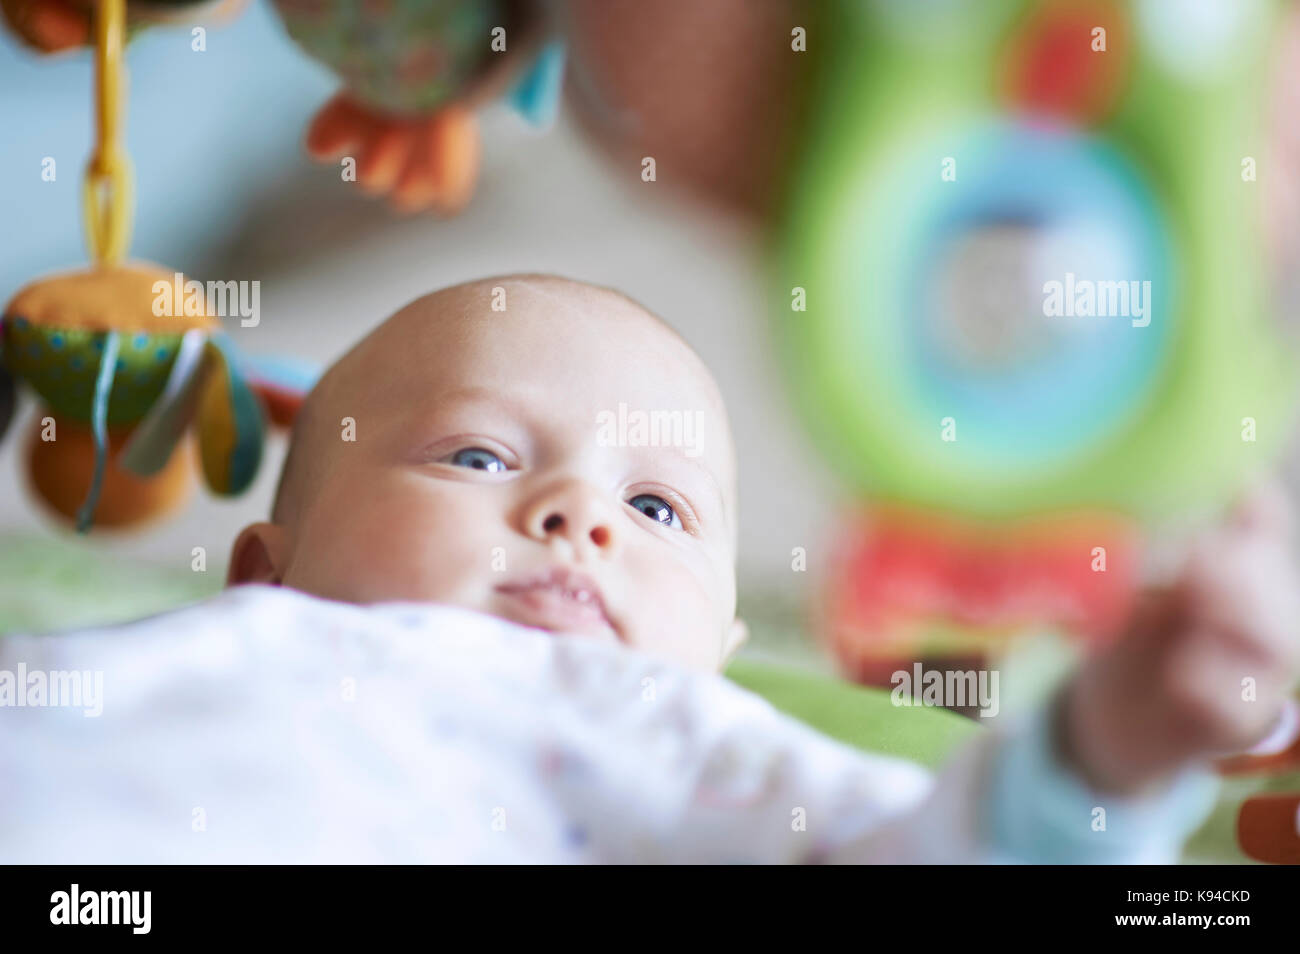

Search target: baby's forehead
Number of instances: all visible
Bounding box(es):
[403,275,672,343]
[373,278,728,416]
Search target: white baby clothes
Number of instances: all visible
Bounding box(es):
[0,585,1218,863]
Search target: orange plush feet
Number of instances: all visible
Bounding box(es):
[1,0,247,52]
[305,94,481,216]
[0,0,89,52]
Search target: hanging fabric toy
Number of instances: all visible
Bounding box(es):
[0,0,302,532]
[274,0,565,215]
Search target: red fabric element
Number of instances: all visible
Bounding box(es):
[824,505,1139,680]
[1000,0,1129,126]
[249,380,304,430]
[1236,793,1300,864]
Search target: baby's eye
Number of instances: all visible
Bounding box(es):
[444,447,508,473]
[627,493,683,530]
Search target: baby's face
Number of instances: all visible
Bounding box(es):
[234,278,745,670]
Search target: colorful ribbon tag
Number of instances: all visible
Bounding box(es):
[510,40,567,127]
[196,333,264,496]
[119,328,208,476]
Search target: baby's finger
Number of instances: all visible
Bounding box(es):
[1179,536,1300,672]
[1161,627,1292,753]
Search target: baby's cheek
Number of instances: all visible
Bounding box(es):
[289,470,485,603]
[287,495,415,600]
[625,547,730,669]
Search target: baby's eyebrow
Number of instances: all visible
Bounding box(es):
[405,386,536,455]
[642,449,730,529]
[434,385,535,417]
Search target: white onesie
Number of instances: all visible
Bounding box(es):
[0,585,1218,863]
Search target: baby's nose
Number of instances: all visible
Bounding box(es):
[525,481,618,555]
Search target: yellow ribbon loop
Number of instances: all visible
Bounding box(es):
[82,0,133,265]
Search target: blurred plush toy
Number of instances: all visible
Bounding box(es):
[275,0,564,214]
[768,0,1299,682]
[0,0,304,532]
[781,0,1294,521]
[0,0,246,52]
[561,0,803,219]
[1,0,567,216]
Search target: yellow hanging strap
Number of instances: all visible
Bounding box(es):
[83,0,133,265]
[77,0,132,531]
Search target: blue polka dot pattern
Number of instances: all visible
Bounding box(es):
[1,319,188,423]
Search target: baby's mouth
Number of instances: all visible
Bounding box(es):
[494,567,619,640]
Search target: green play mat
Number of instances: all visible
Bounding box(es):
[725,657,977,769]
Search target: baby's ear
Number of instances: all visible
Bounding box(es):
[227,522,289,587]
[719,617,750,668]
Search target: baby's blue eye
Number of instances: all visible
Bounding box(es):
[447,447,508,472]
[628,493,682,530]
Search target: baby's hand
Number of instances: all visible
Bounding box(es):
[1059,480,1300,796]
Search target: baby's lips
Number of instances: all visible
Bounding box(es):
[1237,793,1300,864]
